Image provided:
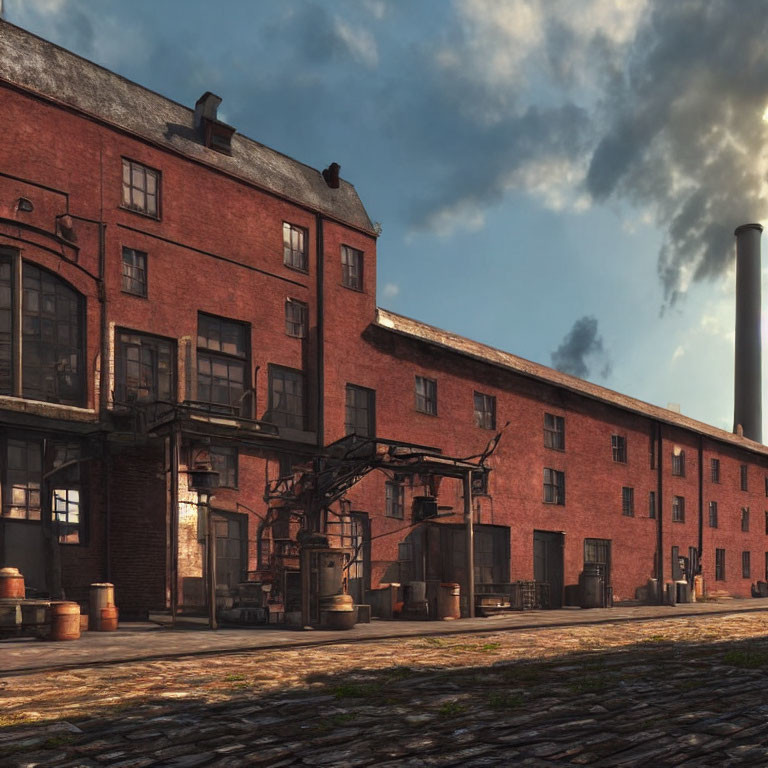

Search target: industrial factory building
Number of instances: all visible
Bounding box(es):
[1,20,767,623]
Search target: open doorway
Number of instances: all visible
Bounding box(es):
[533,530,564,608]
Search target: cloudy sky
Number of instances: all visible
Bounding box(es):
[6,0,768,434]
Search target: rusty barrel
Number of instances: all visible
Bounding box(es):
[0,567,25,599]
[50,602,80,641]
[99,605,119,632]
[89,582,115,631]
[437,582,461,620]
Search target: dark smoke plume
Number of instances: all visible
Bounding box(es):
[551,315,611,380]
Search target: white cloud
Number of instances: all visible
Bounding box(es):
[334,18,378,68]
[382,282,399,299]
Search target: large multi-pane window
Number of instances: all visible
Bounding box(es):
[50,442,82,544]
[283,223,308,271]
[115,330,174,404]
[197,314,248,415]
[544,413,565,450]
[711,458,720,484]
[268,366,304,430]
[122,158,160,217]
[543,468,565,505]
[385,481,404,519]
[622,487,634,517]
[0,253,84,406]
[715,548,726,580]
[341,245,363,290]
[415,376,437,415]
[3,438,41,520]
[709,501,718,528]
[671,450,685,477]
[345,384,375,437]
[210,445,238,489]
[672,495,685,522]
[285,299,307,338]
[121,247,147,297]
[473,392,496,430]
[611,435,627,463]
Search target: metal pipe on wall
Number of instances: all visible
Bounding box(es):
[464,471,474,618]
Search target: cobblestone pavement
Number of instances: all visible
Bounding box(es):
[4,611,768,766]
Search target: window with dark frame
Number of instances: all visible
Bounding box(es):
[49,442,81,544]
[765,510,768,535]
[3,438,42,521]
[671,546,682,580]
[742,506,750,532]
[121,158,159,217]
[649,431,656,469]
[765,551,768,581]
[268,366,304,430]
[121,247,147,297]
[711,458,720,484]
[715,548,726,580]
[765,476,768,497]
[709,501,718,528]
[285,299,307,338]
[671,450,685,477]
[672,495,685,522]
[197,314,249,416]
[543,468,565,505]
[544,413,565,450]
[622,486,634,516]
[472,469,489,496]
[742,550,751,578]
[345,384,375,437]
[741,464,748,491]
[341,245,363,290]
[649,490,656,519]
[385,481,404,519]
[473,392,496,430]
[415,376,437,415]
[611,434,627,463]
[115,330,174,404]
[0,253,85,406]
[283,223,308,271]
[210,445,238,489]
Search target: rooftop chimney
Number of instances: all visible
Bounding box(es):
[194,92,235,155]
[733,223,763,442]
[322,162,341,189]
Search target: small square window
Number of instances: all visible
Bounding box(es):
[121,247,147,297]
[283,223,308,271]
[622,486,634,517]
[473,392,496,430]
[386,482,404,519]
[544,414,565,450]
[741,464,748,491]
[671,449,685,477]
[611,435,626,463]
[285,299,307,338]
[415,376,437,415]
[672,495,685,522]
[711,458,720,484]
[341,245,363,290]
[709,501,718,528]
[122,158,160,217]
[543,468,565,505]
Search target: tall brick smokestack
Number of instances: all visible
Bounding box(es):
[733,223,763,443]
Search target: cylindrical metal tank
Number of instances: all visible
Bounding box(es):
[322,593,356,630]
[50,602,80,641]
[733,223,763,442]
[580,565,604,609]
[99,605,119,632]
[89,583,115,631]
[0,567,25,599]
[317,552,346,599]
[437,583,461,620]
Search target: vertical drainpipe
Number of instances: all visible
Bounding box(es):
[698,436,704,576]
[170,423,180,623]
[656,421,664,604]
[464,471,474,618]
[316,214,325,448]
[98,222,111,581]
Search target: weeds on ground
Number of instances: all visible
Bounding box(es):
[722,646,768,668]
[487,691,524,710]
[437,701,467,717]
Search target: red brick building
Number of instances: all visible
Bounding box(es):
[1,21,767,619]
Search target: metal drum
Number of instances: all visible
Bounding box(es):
[89,583,115,631]
[99,605,119,632]
[437,583,461,620]
[0,567,25,599]
[50,602,80,641]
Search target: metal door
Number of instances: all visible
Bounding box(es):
[212,511,246,590]
[533,530,564,608]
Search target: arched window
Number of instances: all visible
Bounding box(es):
[0,250,85,406]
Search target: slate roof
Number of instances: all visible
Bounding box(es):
[0,21,375,233]
[376,308,768,458]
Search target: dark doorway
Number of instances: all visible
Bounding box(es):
[533,530,564,608]
[425,523,510,586]
[584,537,612,605]
[212,510,247,590]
